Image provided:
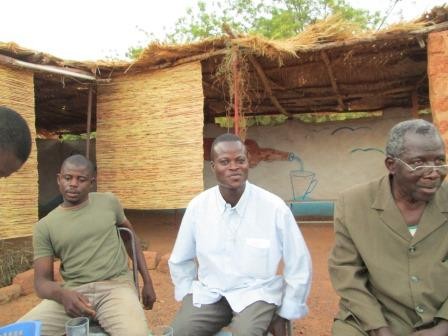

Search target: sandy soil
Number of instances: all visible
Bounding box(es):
[0,211,338,336]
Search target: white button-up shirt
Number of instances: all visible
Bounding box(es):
[169,181,312,320]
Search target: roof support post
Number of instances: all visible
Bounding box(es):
[321,51,346,111]
[86,85,93,159]
[232,46,240,136]
[247,55,292,118]
[411,90,419,119]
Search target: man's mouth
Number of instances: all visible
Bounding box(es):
[418,184,439,193]
[66,190,79,196]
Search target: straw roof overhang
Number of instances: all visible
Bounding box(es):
[1,5,447,133]
[0,42,104,134]
[111,6,448,122]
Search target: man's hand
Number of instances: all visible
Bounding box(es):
[141,283,156,310]
[267,315,288,336]
[411,319,448,336]
[59,289,96,318]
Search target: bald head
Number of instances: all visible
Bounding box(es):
[61,154,95,176]
[210,133,246,161]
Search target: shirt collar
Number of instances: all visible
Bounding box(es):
[215,181,251,216]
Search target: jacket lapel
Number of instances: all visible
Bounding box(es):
[371,175,412,242]
[412,185,448,244]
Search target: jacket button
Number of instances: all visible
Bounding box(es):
[410,276,419,282]
[409,246,416,253]
[416,305,424,314]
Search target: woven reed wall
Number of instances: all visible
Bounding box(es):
[97,62,204,209]
[0,64,38,239]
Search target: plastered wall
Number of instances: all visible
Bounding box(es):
[204,108,427,201]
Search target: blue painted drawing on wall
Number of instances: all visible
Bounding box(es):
[350,147,385,155]
[331,126,371,135]
[288,153,334,217]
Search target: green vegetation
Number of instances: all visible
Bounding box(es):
[215,108,432,127]
[168,0,380,42]
[128,0,383,57]
[59,132,96,142]
[215,111,383,127]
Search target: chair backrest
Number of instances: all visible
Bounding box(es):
[118,226,140,300]
[0,320,41,336]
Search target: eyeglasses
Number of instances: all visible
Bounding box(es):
[394,157,448,175]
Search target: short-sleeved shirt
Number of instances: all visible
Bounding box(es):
[33,192,129,288]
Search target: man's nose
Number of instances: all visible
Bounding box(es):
[228,161,238,169]
[424,168,442,178]
[69,178,79,186]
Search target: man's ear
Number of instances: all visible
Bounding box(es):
[90,177,96,185]
[385,156,396,174]
[210,161,215,173]
[56,173,61,186]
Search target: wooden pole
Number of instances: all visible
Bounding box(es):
[232,46,240,136]
[411,90,419,119]
[247,54,291,117]
[0,54,97,81]
[86,85,93,159]
[321,51,345,111]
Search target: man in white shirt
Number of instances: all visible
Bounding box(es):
[169,133,312,336]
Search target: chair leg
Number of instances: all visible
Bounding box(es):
[287,320,292,336]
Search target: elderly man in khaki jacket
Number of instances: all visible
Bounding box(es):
[329,119,448,336]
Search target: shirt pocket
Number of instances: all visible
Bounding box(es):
[240,238,270,278]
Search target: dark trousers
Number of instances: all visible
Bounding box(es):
[171,294,277,336]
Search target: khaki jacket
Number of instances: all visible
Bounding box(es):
[328,175,448,334]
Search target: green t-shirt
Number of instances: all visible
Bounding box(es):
[33,192,130,288]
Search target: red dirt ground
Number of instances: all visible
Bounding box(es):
[0,212,338,336]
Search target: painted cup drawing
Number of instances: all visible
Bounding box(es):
[290,170,318,200]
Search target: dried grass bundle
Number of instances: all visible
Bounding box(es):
[0,239,33,286]
[232,35,296,65]
[289,14,364,47]
[378,21,429,35]
[136,37,228,68]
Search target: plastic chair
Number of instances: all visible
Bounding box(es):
[89,227,140,336]
[0,320,41,336]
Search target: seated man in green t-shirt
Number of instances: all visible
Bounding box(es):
[19,154,156,336]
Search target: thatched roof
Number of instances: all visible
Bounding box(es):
[1,5,448,134]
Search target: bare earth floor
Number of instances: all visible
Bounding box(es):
[0,212,338,336]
